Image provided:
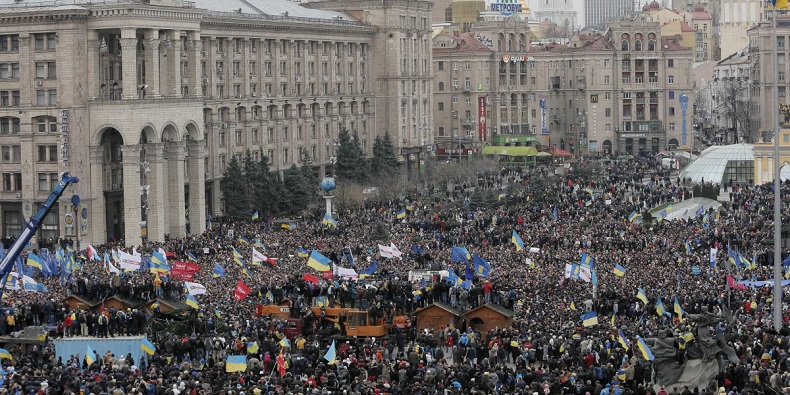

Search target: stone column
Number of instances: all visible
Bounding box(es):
[167,30,182,98]
[186,31,202,98]
[89,146,107,245]
[144,30,161,97]
[119,29,138,100]
[121,144,142,247]
[187,140,206,234]
[87,30,102,99]
[165,141,187,236]
[144,143,166,242]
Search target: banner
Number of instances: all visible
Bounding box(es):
[171,261,200,280]
[478,96,487,142]
[233,280,251,301]
[184,281,207,295]
[117,250,142,271]
[332,264,358,279]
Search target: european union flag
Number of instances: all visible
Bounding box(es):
[473,254,491,278]
[464,264,474,280]
[359,259,378,278]
[451,246,470,263]
[412,245,425,255]
[446,268,462,286]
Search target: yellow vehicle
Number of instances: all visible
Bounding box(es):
[310,307,390,337]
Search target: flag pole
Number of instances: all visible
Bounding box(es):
[771,5,784,331]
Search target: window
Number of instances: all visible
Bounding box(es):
[282,148,289,165]
[438,102,444,111]
[37,145,57,162]
[0,35,20,52]
[252,129,259,144]
[48,89,57,105]
[0,90,20,107]
[668,91,675,99]
[0,117,20,134]
[34,33,57,51]
[218,131,226,147]
[235,130,242,146]
[218,154,226,172]
[669,122,676,131]
[452,95,458,103]
[669,107,675,116]
[2,173,22,191]
[1,145,20,163]
[605,108,611,117]
[604,75,610,84]
[0,63,19,79]
[35,116,57,133]
[668,76,674,84]
[437,61,444,71]
[667,59,674,68]
[282,126,288,141]
[438,127,445,136]
[605,92,611,100]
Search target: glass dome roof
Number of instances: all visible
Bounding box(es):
[679,144,754,184]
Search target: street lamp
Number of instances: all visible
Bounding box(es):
[138,155,150,242]
[325,138,340,177]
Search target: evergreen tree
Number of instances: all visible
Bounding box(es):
[282,164,313,214]
[351,131,370,182]
[248,154,277,217]
[335,128,360,182]
[299,149,319,206]
[268,171,291,215]
[220,155,250,219]
[377,132,400,178]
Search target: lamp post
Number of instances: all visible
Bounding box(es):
[325,138,340,177]
[138,155,150,243]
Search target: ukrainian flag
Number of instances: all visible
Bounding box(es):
[674,297,685,320]
[186,251,199,262]
[214,309,222,318]
[618,329,630,350]
[151,250,167,265]
[585,200,593,207]
[84,345,95,365]
[656,297,668,316]
[511,230,524,251]
[613,264,627,277]
[685,240,692,255]
[238,236,250,244]
[225,355,248,372]
[252,211,259,221]
[322,214,338,227]
[636,288,648,305]
[636,336,655,360]
[26,253,44,270]
[141,338,156,355]
[281,223,292,229]
[185,293,200,309]
[279,338,290,348]
[0,349,11,360]
[232,248,245,266]
[297,248,310,258]
[323,340,337,365]
[255,240,265,249]
[570,300,577,311]
[247,342,259,354]
[616,368,627,382]
[149,261,171,275]
[628,210,640,222]
[396,209,406,219]
[307,250,331,272]
[213,263,225,278]
[580,311,598,327]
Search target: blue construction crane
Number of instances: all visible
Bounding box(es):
[0,172,78,296]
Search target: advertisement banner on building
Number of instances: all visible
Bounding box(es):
[478,96,487,142]
[679,94,689,146]
[540,99,548,135]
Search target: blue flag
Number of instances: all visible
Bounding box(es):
[412,245,425,255]
[464,264,474,280]
[473,254,491,278]
[552,207,558,220]
[451,246,470,263]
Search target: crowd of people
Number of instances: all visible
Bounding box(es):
[0,155,788,395]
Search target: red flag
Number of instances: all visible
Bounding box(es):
[726,274,745,290]
[276,348,287,377]
[302,273,319,284]
[233,280,251,301]
[321,271,334,280]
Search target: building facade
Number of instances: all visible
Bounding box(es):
[0,0,432,247]
[431,18,695,156]
[584,0,635,29]
[697,48,755,144]
[747,16,790,142]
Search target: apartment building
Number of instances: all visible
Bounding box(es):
[0,0,432,246]
[747,16,790,141]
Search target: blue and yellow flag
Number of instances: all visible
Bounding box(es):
[26,253,44,270]
[396,209,406,219]
[768,0,790,10]
[84,345,95,365]
[656,297,668,317]
[451,246,471,263]
[636,336,655,360]
[580,252,594,269]
[186,251,199,262]
[618,329,630,350]
[238,236,250,244]
[255,240,265,249]
[322,214,338,227]
[247,342,259,354]
[213,263,225,278]
[185,293,200,309]
[613,264,626,277]
[307,250,331,272]
[323,340,337,365]
[151,250,167,266]
[279,338,290,348]
[141,338,156,355]
[674,297,685,321]
[511,230,524,251]
[252,211,259,221]
[226,355,247,372]
[0,349,11,361]
[628,210,640,222]
[446,268,463,286]
[473,254,491,278]
[580,311,598,327]
[636,288,648,305]
[297,248,310,258]
[232,247,245,266]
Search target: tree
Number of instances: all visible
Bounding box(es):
[716,79,758,143]
[335,128,368,183]
[282,164,314,214]
[220,155,250,219]
[371,132,400,179]
[299,149,320,206]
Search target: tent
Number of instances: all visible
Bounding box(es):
[481,146,538,167]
